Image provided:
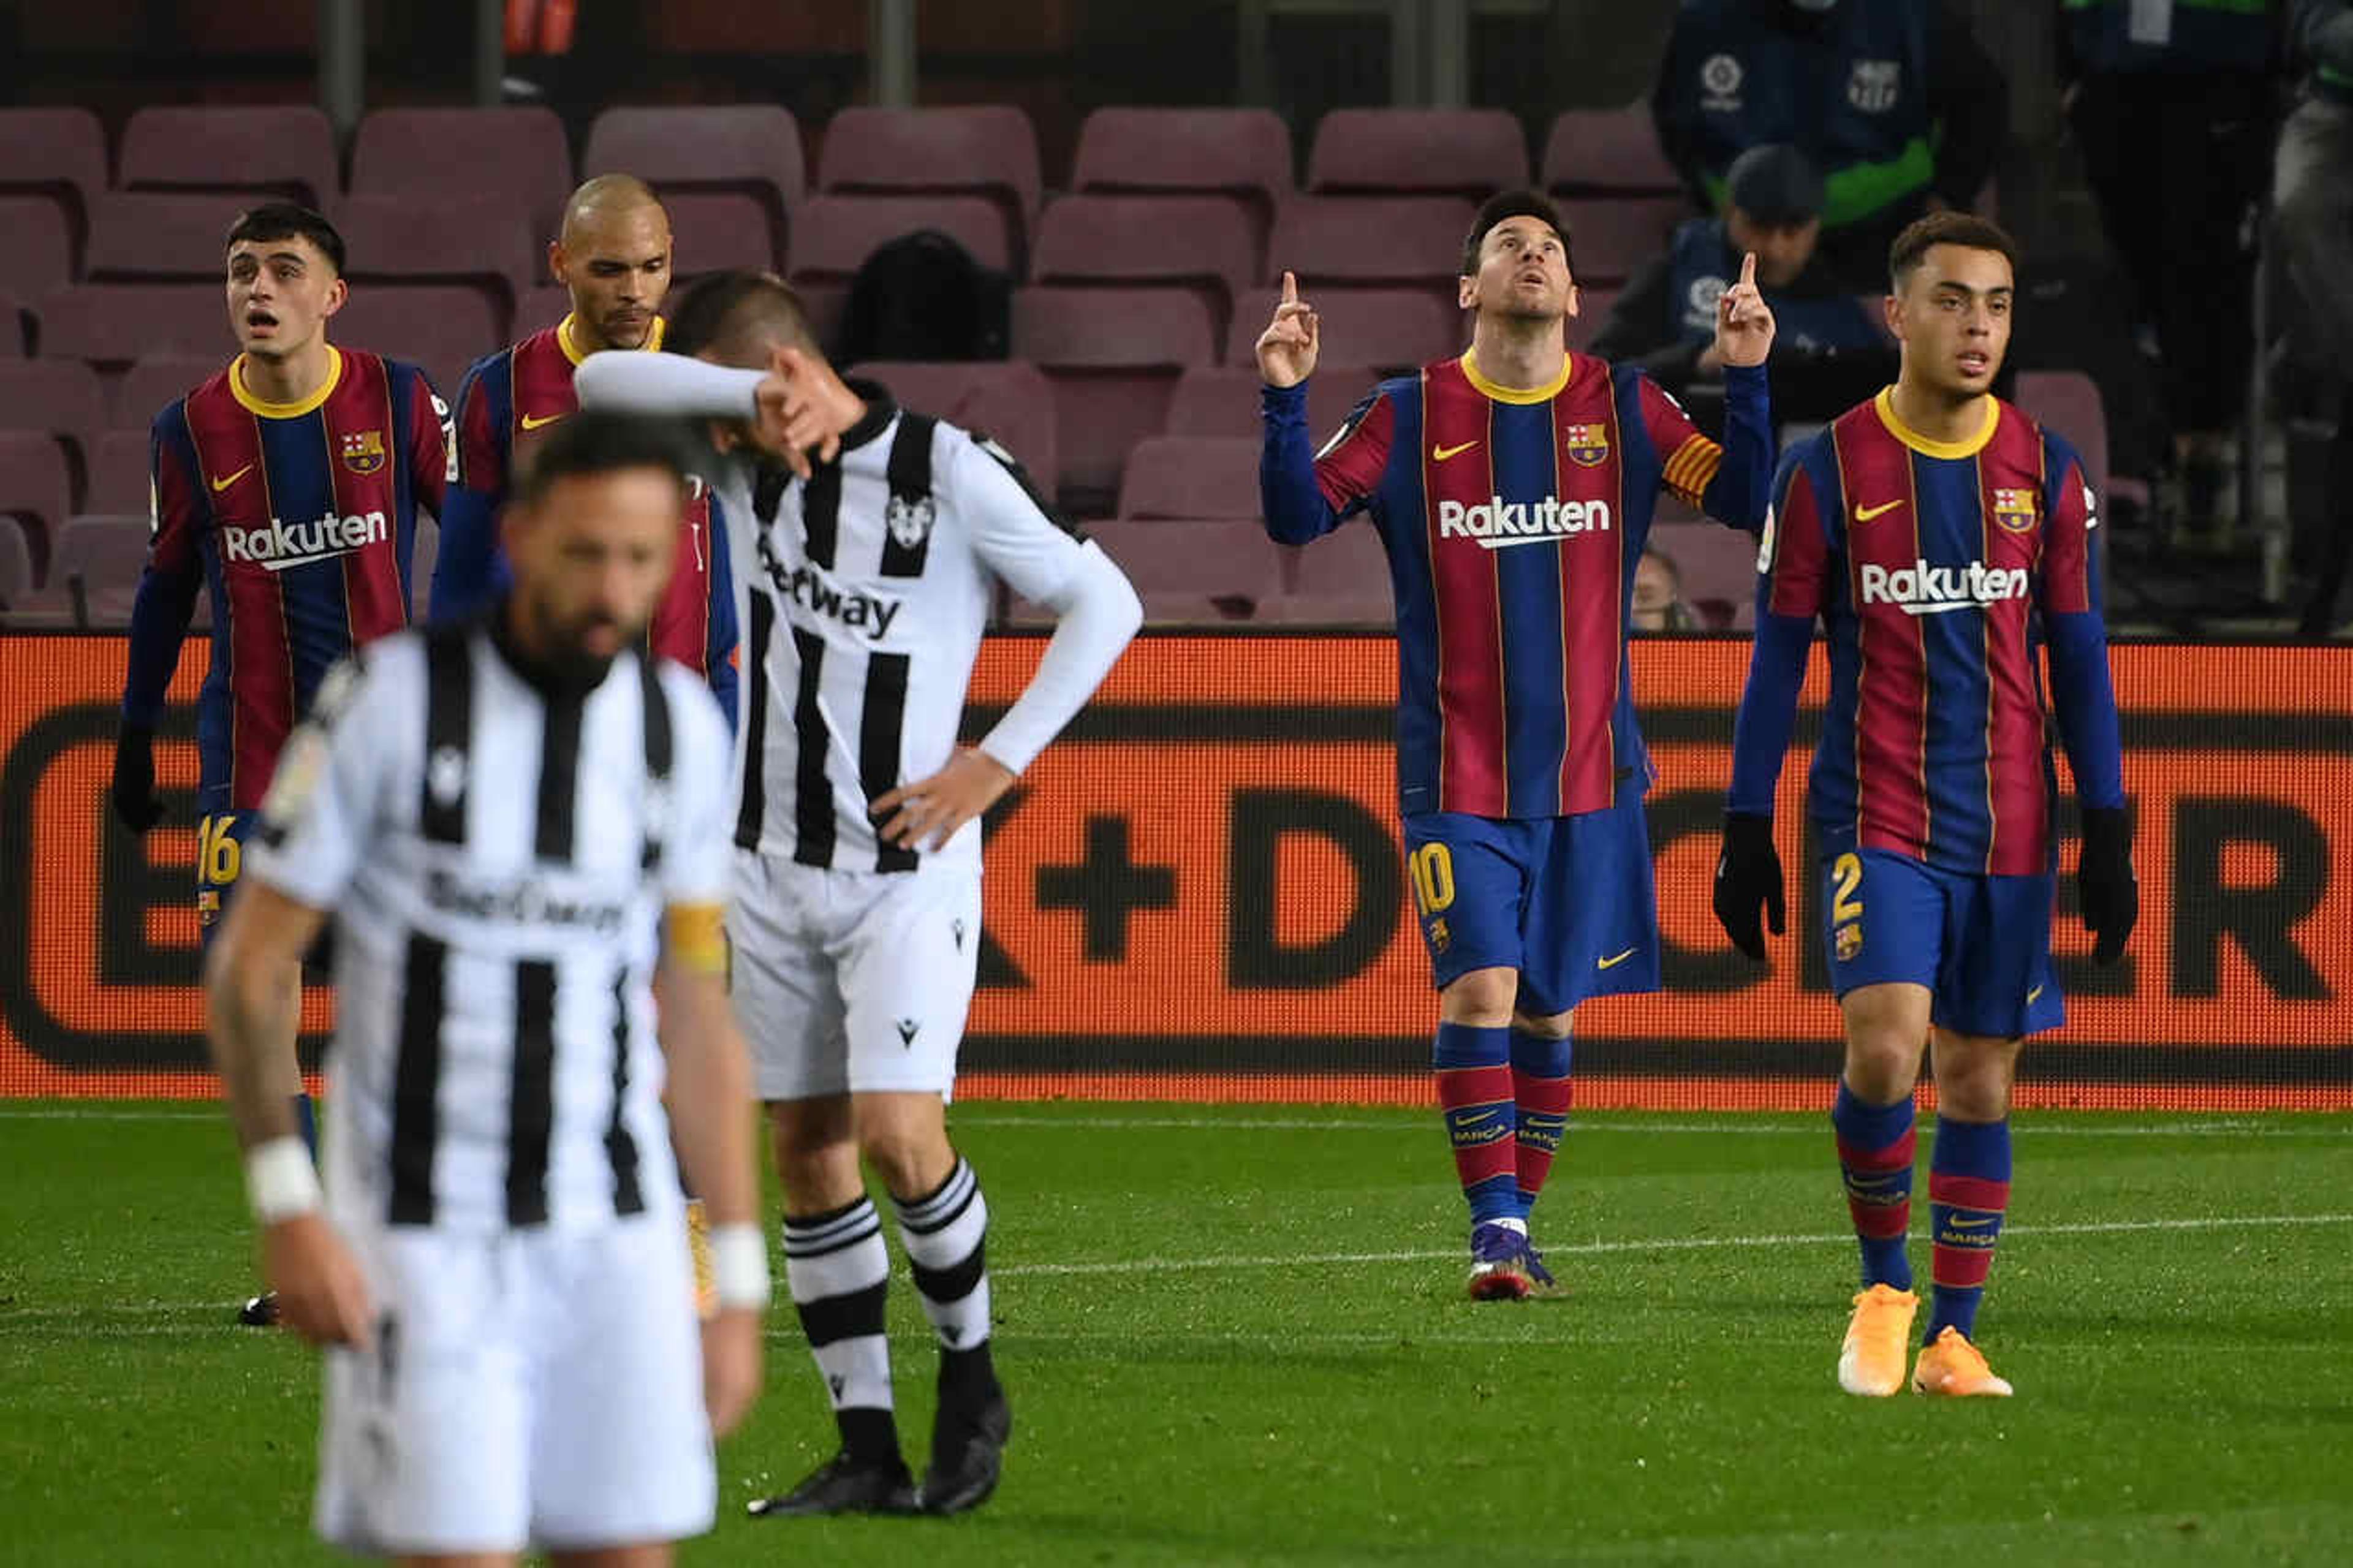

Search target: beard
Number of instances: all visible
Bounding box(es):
[520,593,640,692]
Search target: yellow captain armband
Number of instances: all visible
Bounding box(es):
[665,903,729,974]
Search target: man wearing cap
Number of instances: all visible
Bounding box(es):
[1594,143,1893,423]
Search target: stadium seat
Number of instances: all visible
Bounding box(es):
[0,292,30,358]
[39,284,225,368]
[515,284,571,339]
[661,191,779,278]
[113,355,220,429]
[338,194,537,308]
[409,515,437,620]
[119,106,339,207]
[816,107,1042,264]
[1268,196,1479,289]
[1165,364,1375,444]
[0,431,74,579]
[1307,109,1528,197]
[1012,286,1218,506]
[85,193,249,282]
[1118,436,1260,521]
[2015,370,2111,504]
[583,105,805,256]
[1069,108,1292,236]
[1556,198,1686,289]
[329,286,507,403]
[784,194,1015,283]
[1086,517,1286,613]
[1542,104,1684,196]
[1224,286,1461,374]
[1287,520,1391,602]
[0,199,75,308]
[1566,285,1621,351]
[86,430,151,516]
[1649,521,1758,629]
[853,360,1058,501]
[0,516,34,612]
[1030,195,1260,335]
[0,360,105,461]
[10,512,148,626]
[0,108,108,255]
[350,108,573,241]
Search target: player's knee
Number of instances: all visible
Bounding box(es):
[1510,1008,1574,1040]
[1438,967,1517,1026]
[1931,1035,2020,1120]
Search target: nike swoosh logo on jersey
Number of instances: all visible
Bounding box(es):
[210,464,255,493]
[1432,440,1479,462]
[520,411,566,430]
[1597,947,1638,971]
[1854,499,1905,522]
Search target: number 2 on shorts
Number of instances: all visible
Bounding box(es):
[1830,851,1863,925]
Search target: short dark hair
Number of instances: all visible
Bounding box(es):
[511,409,702,510]
[1888,211,2018,290]
[1461,189,1575,281]
[662,268,813,365]
[225,202,346,275]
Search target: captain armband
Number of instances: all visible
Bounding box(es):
[665,903,729,974]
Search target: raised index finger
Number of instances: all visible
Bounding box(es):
[1281,270,1298,306]
[1739,251,1757,290]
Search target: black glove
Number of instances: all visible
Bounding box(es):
[2077,805,2137,966]
[110,722,164,833]
[1713,812,1784,961]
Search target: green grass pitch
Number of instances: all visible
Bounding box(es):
[3,1101,2350,1565]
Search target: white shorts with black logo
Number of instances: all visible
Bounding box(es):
[314,1206,713,1557]
[727,849,983,1101]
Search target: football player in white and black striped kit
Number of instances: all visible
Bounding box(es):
[576,271,1142,1518]
[205,412,767,1566]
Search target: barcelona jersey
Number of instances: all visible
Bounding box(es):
[126,346,450,810]
[1744,389,2124,876]
[1262,354,1772,819]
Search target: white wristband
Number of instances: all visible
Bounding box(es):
[709,1222,771,1311]
[244,1136,322,1225]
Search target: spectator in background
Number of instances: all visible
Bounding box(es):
[1651,0,2007,292]
[1592,143,1895,422]
[2275,1,2353,638]
[2061,0,2278,549]
[1632,546,1704,633]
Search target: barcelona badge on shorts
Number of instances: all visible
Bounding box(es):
[1834,921,1863,962]
[1563,422,1610,468]
[341,428,387,475]
[1993,487,2039,534]
[1427,917,1452,955]
[197,888,222,926]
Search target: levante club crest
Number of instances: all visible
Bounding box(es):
[1992,487,2040,534]
[341,428,387,475]
[1562,422,1610,468]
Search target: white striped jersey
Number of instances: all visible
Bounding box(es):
[245,619,735,1234]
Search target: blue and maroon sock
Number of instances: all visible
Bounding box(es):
[1927,1116,2011,1343]
[1508,1028,1572,1220]
[1830,1081,1915,1291]
[1434,1023,1518,1227]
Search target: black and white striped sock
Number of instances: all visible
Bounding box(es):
[893,1157,996,1393]
[783,1196,898,1464]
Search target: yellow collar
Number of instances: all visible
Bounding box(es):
[558,312,667,366]
[1460,348,1572,406]
[230,345,343,419]
[1873,385,1998,460]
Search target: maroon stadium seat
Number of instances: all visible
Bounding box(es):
[0,431,74,579]
[350,108,573,242]
[2015,371,2111,503]
[0,291,31,358]
[1649,521,1758,629]
[1566,285,1621,352]
[86,430,151,516]
[583,105,803,256]
[1287,519,1392,601]
[1269,196,1479,289]
[816,107,1041,263]
[1117,436,1260,520]
[0,360,104,449]
[119,106,339,207]
[11,512,150,626]
[1224,285,1461,374]
[516,284,572,339]
[1012,286,1218,504]
[1086,518,1285,611]
[1031,194,1259,317]
[330,286,507,403]
[1307,109,1528,197]
[1164,364,1375,444]
[0,198,75,306]
[1543,104,1684,196]
[0,515,34,612]
[409,515,438,620]
[1556,197,1688,289]
[40,284,225,368]
[85,193,248,282]
[1069,108,1292,256]
[854,360,1058,499]
[338,194,537,308]
[785,194,1014,283]
[661,191,779,279]
[114,355,221,429]
[0,108,108,256]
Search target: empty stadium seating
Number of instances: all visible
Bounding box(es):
[338,194,538,307]
[1087,517,1286,616]
[118,105,338,206]
[515,285,572,339]
[1648,521,1757,629]
[1555,197,1688,288]
[0,108,108,255]
[1286,520,1390,603]
[409,516,438,621]
[852,360,1058,497]
[1542,104,1685,197]
[10,513,148,627]
[785,194,1015,282]
[350,108,573,241]
[0,361,105,483]
[0,294,29,358]
[582,104,805,256]
[1030,195,1260,335]
[1070,107,1292,228]
[1012,286,1218,504]
[113,356,219,428]
[661,191,779,278]
[40,283,224,368]
[0,199,77,306]
[1268,196,1478,289]
[328,286,506,401]
[1163,365,1374,444]
[84,192,250,282]
[2015,370,2110,502]
[1117,436,1260,520]
[817,107,1042,263]
[1222,286,1461,373]
[85,431,151,516]
[1308,108,1528,197]
[0,517,34,612]
[0,431,75,578]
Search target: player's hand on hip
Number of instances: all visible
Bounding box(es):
[1712,811,1785,961]
[753,346,866,482]
[700,1308,763,1439]
[871,748,1017,852]
[262,1214,376,1349]
[110,722,164,833]
[1256,270,1321,389]
[1713,252,1776,369]
[2076,805,2138,965]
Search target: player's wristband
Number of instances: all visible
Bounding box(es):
[709,1222,772,1311]
[244,1136,322,1225]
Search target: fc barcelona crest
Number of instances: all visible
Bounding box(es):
[1992,487,2039,534]
[1563,422,1610,468]
[885,493,936,551]
[1835,922,1863,962]
[341,428,387,475]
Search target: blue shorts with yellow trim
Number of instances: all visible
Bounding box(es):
[1402,774,1659,1018]
[1820,846,2064,1040]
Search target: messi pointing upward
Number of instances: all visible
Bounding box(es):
[1257,191,1776,1298]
